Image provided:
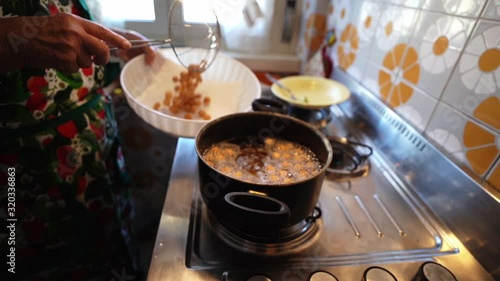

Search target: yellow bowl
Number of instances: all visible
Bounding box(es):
[271,76,350,109]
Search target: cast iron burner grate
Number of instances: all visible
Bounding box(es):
[288,106,332,129]
[184,139,460,273]
[207,207,322,256]
[326,136,373,179]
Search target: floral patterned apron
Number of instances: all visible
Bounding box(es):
[0,1,138,280]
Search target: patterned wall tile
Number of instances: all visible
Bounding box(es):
[487,159,500,189]
[425,104,469,168]
[393,86,438,131]
[342,0,383,81]
[461,120,500,177]
[441,20,500,132]
[298,0,331,64]
[426,102,500,177]
[422,0,487,17]
[311,0,500,191]
[386,0,426,8]
[375,43,422,108]
[410,11,475,99]
[343,59,365,82]
[482,0,500,20]
[361,61,385,98]
[355,1,381,59]
[360,49,437,131]
[368,5,419,67]
[359,53,438,133]
[329,0,353,33]
[330,4,356,77]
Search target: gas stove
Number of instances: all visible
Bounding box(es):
[146,75,498,280]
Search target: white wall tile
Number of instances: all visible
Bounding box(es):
[316,0,500,190]
[394,86,438,131]
[422,0,487,17]
[441,20,500,132]
[486,158,500,188]
[482,0,500,20]
[425,102,500,176]
[410,11,475,99]
[368,5,419,66]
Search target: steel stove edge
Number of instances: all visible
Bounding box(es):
[146,139,494,281]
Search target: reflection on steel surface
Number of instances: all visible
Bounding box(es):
[147,81,497,280]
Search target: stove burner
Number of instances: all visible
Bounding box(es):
[326,136,373,179]
[289,106,332,128]
[363,266,398,281]
[251,97,332,128]
[208,207,322,256]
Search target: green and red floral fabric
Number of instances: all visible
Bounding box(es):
[0,1,137,280]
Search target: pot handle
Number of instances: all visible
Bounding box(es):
[252,98,289,114]
[224,192,291,226]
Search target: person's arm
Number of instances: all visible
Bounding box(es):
[0,13,131,74]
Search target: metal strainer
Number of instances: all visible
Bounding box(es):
[111,0,220,72]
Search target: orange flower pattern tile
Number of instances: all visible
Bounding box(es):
[459,26,500,95]
[337,23,359,71]
[478,48,500,72]
[473,96,500,130]
[487,164,500,189]
[463,122,499,175]
[305,13,327,55]
[328,3,334,15]
[365,16,372,29]
[295,1,500,192]
[433,36,449,56]
[378,44,421,107]
[385,22,393,36]
[419,16,470,75]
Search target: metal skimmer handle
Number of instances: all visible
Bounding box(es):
[109,38,172,51]
[265,73,298,101]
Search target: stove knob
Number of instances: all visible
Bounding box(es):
[247,275,271,281]
[309,270,339,281]
[363,266,398,281]
[412,262,457,281]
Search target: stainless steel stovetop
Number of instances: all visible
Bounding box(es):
[146,78,498,280]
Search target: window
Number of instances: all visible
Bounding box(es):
[99,0,155,21]
[91,0,302,72]
[94,0,299,54]
[92,0,172,38]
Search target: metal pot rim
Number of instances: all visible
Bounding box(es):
[195,112,333,187]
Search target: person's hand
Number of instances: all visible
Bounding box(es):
[112,29,157,65]
[0,13,131,73]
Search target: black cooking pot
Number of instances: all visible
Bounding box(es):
[195,112,333,235]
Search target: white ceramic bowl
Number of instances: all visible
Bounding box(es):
[120,48,261,138]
